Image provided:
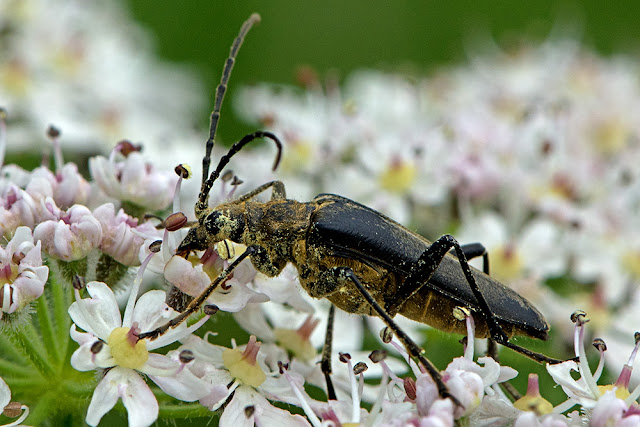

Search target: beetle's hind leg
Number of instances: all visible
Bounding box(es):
[388,236,563,364]
[458,243,499,357]
[386,235,509,344]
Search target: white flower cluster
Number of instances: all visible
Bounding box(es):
[3,0,640,424]
[0,0,204,159]
[233,41,640,376]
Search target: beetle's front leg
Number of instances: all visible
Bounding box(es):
[235,180,286,203]
[249,246,286,277]
[138,246,257,341]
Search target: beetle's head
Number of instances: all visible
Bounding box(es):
[176,208,245,256]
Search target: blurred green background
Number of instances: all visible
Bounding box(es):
[125,0,640,144]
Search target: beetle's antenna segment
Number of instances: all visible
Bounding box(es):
[200,13,261,210]
[197,131,282,214]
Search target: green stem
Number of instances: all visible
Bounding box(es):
[158,402,215,419]
[0,358,37,379]
[62,375,97,397]
[12,321,55,378]
[51,274,72,364]
[36,285,60,365]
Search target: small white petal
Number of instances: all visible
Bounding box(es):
[148,360,211,401]
[0,376,11,409]
[69,282,122,339]
[130,290,170,330]
[221,386,311,427]
[86,367,158,427]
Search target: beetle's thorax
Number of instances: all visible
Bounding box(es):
[242,199,315,247]
[178,198,315,263]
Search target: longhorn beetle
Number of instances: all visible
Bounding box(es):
[139,13,561,405]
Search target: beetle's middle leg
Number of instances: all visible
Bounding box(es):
[138,246,257,341]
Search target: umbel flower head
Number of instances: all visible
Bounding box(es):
[0,226,48,320]
[4,0,640,424]
[68,251,214,426]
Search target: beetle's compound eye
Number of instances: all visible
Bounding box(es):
[204,211,221,235]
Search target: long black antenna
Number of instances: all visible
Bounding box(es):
[197,131,282,214]
[198,13,261,215]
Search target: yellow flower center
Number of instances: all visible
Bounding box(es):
[222,347,266,388]
[379,161,416,193]
[0,263,19,286]
[108,327,149,370]
[598,384,631,400]
[622,251,640,279]
[274,328,316,362]
[513,394,554,415]
[489,245,523,282]
[594,118,628,156]
[281,140,313,172]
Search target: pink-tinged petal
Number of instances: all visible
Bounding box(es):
[12,270,46,306]
[179,335,226,366]
[469,393,521,425]
[34,203,102,260]
[93,203,159,266]
[546,360,597,407]
[164,256,210,297]
[139,353,180,376]
[89,157,120,197]
[90,153,176,210]
[222,386,311,427]
[415,374,439,416]
[69,327,116,371]
[54,163,91,208]
[120,371,160,427]
[86,371,121,426]
[147,353,211,401]
[422,398,455,427]
[201,380,235,412]
[445,370,484,418]
[514,412,540,427]
[25,167,56,201]
[590,390,627,426]
[166,252,269,311]
[6,225,34,252]
[207,281,269,313]
[69,324,95,346]
[86,367,158,427]
[70,343,99,371]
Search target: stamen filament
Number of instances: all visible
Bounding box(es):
[464,311,475,360]
[281,366,322,427]
[576,323,600,397]
[366,367,389,427]
[123,249,155,326]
